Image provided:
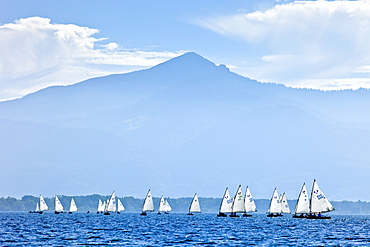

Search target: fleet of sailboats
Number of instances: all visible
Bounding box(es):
[26,180,334,219]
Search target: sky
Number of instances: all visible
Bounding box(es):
[1,0,370,101]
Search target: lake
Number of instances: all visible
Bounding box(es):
[1,212,369,246]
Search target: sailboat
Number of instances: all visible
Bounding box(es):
[69,198,78,214]
[267,188,283,217]
[280,192,291,214]
[230,185,245,217]
[141,189,154,215]
[104,191,117,215]
[188,193,201,215]
[38,195,49,214]
[158,195,166,214]
[217,187,233,217]
[97,199,104,213]
[164,200,172,214]
[243,186,257,217]
[306,179,335,219]
[292,183,310,218]
[54,195,64,214]
[117,199,125,213]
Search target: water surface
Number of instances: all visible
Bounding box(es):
[1,213,369,246]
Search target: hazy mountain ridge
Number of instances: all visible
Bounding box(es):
[1,52,370,200]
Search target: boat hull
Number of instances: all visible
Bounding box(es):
[217,212,228,217]
[229,213,240,217]
[292,214,307,218]
[242,214,253,217]
[267,213,283,217]
[306,215,331,219]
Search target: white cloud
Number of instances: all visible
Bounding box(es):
[198,0,370,90]
[0,17,183,101]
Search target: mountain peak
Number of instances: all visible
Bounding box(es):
[150,52,218,75]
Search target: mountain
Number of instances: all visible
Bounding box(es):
[1,52,370,201]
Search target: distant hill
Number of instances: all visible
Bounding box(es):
[1,52,370,201]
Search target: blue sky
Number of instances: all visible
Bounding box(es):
[1,0,370,100]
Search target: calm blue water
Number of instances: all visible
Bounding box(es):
[1,212,370,246]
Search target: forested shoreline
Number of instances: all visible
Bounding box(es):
[1,195,370,214]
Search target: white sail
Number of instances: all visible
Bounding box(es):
[244,186,257,213]
[39,195,48,211]
[35,203,40,212]
[295,183,310,214]
[231,185,245,213]
[55,196,64,212]
[280,192,291,214]
[219,187,233,213]
[142,189,154,212]
[189,193,201,213]
[97,199,104,212]
[165,200,172,212]
[310,179,335,214]
[268,188,282,214]
[117,199,125,212]
[69,198,78,212]
[158,195,166,212]
[105,191,117,212]
[102,201,107,211]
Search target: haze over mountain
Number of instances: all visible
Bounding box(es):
[1,52,370,201]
